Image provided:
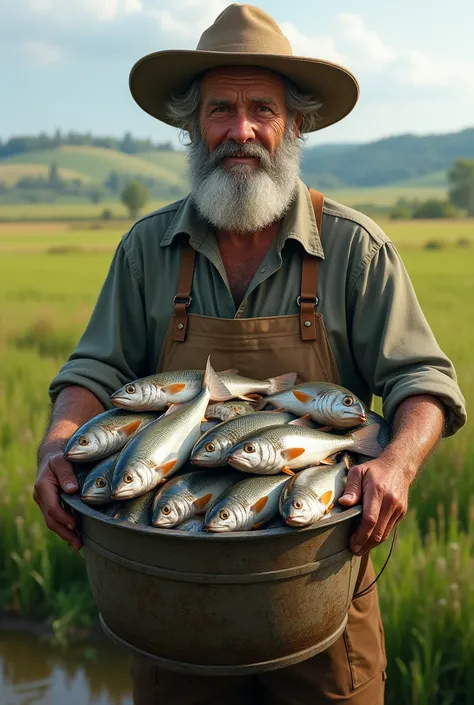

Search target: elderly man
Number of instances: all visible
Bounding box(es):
[34,4,466,704]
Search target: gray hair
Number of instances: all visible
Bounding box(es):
[165,74,323,138]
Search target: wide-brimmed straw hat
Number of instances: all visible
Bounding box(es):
[129,3,359,132]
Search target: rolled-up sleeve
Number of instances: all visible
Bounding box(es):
[348,241,466,436]
[48,234,148,409]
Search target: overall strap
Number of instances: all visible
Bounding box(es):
[299,189,324,341]
[173,244,196,342]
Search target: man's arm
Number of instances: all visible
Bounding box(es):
[339,395,445,555]
[34,386,105,550]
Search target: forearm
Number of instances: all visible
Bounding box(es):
[381,394,445,483]
[38,386,105,461]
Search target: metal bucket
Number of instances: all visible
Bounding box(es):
[62,494,362,676]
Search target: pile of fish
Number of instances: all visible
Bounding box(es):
[66,357,391,533]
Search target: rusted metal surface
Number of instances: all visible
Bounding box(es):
[62,493,362,676]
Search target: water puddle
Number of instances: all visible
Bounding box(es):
[0,629,133,705]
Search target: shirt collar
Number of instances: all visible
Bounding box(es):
[161,178,325,260]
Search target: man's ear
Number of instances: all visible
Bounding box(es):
[294,112,304,138]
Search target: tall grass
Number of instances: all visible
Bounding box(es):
[0,221,472,702]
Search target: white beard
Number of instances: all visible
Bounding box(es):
[187,127,302,234]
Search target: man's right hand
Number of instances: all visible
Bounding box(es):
[34,447,83,550]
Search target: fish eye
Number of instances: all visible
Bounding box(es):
[123,473,134,484]
[126,384,136,395]
[292,499,303,510]
[78,436,89,446]
[343,396,354,407]
[205,442,216,453]
[95,478,106,488]
[162,505,171,516]
[219,509,230,521]
[243,443,255,453]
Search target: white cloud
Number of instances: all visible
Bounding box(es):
[28,0,143,23]
[22,40,62,66]
[151,0,227,41]
[278,22,344,64]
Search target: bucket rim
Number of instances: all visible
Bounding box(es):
[61,492,362,541]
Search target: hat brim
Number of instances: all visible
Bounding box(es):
[129,50,359,132]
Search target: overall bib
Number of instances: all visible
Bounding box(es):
[131,191,387,704]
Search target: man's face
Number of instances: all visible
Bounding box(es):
[199,67,296,163]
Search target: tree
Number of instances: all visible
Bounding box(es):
[105,170,121,193]
[448,159,474,216]
[48,161,60,185]
[121,180,149,219]
[412,199,458,219]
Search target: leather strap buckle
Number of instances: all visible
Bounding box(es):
[173,295,193,308]
[296,295,319,308]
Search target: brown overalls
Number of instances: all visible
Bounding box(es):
[131,191,387,704]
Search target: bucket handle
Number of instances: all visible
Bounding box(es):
[353,526,398,599]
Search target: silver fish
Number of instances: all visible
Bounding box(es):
[110,369,297,410]
[205,401,257,422]
[111,490,156,525]
[279,457,350,527]
[80,453,119,505]
[151,468,242,528]
[332,410,391,464]
[64,410,160,462]
[111,357,231,499]
[264,382,366,428]
[190,411,303,467]
[204,475,290,532]
[174,517,205,532]
[226,424,382,475]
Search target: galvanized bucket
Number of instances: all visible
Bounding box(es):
[62,494,362,676]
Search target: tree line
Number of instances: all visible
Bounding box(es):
[0,131,175,158]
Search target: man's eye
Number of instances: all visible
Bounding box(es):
[211,106,229,113]
[257,105,272,113]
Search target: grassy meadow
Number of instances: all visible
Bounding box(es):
[0,215,473,703]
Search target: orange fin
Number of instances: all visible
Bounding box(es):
[250,496,268,514]
[317,426,332,433]
[239,393,263,402]
[342,452,353,470]
[121,420,141,436]
[319,490,333,507]
[281,447,306,461]
[194,493,213,511]
[293,390,314,404]
[326,503,335,513]
[162,383,186,396]
[281,466,296,476]
[201,417,208,423]
[220,368,239,374]
[320,456,337,466]
[155,459,177,476]
[288,414,313,428]
[253,520,266,529]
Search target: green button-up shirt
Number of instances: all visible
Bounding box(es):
[49,179,466,435]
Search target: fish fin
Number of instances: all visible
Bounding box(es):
[267,372,298,395]
[319,490,334,508]
[252,398,268,411]
[237,393,262,402]
[201,417,208,423]
[162,383,186,396]
[253,520,266,530]
[163,403,180,416]
[121,420,142,436]
[204,356,233,401]
[352,424,383,458]
[342,452,353,470]
[193,493,213,511]
[221,368,239,374]
[155,459,177,476]
[320,456,337,466]
[281,448,306,461]
[288,414,313,428]
[292,390,314,404]
[281,466,296,476]
[317,426,332,433]
[251,496,268,514]
[325,503,335,514]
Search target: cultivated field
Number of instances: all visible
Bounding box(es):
[0,217,472,704]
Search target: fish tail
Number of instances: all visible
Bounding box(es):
[266,372,298,394]
[203,356,233,401]
[352,424,383,458]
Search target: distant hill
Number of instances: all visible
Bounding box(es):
[302,128,474,188]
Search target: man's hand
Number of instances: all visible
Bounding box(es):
[33,446,83,550]
[338,457,409,556]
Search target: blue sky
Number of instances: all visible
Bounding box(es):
[1,0,473,148]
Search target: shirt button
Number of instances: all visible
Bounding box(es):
[259,265,267,273]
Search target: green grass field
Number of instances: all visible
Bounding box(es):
[0,217,473,703]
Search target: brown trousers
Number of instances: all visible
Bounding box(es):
[130,564,387,705]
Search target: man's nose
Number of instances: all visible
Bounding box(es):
[226,113,256,143]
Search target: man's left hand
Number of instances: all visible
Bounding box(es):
[338,457,410,556]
